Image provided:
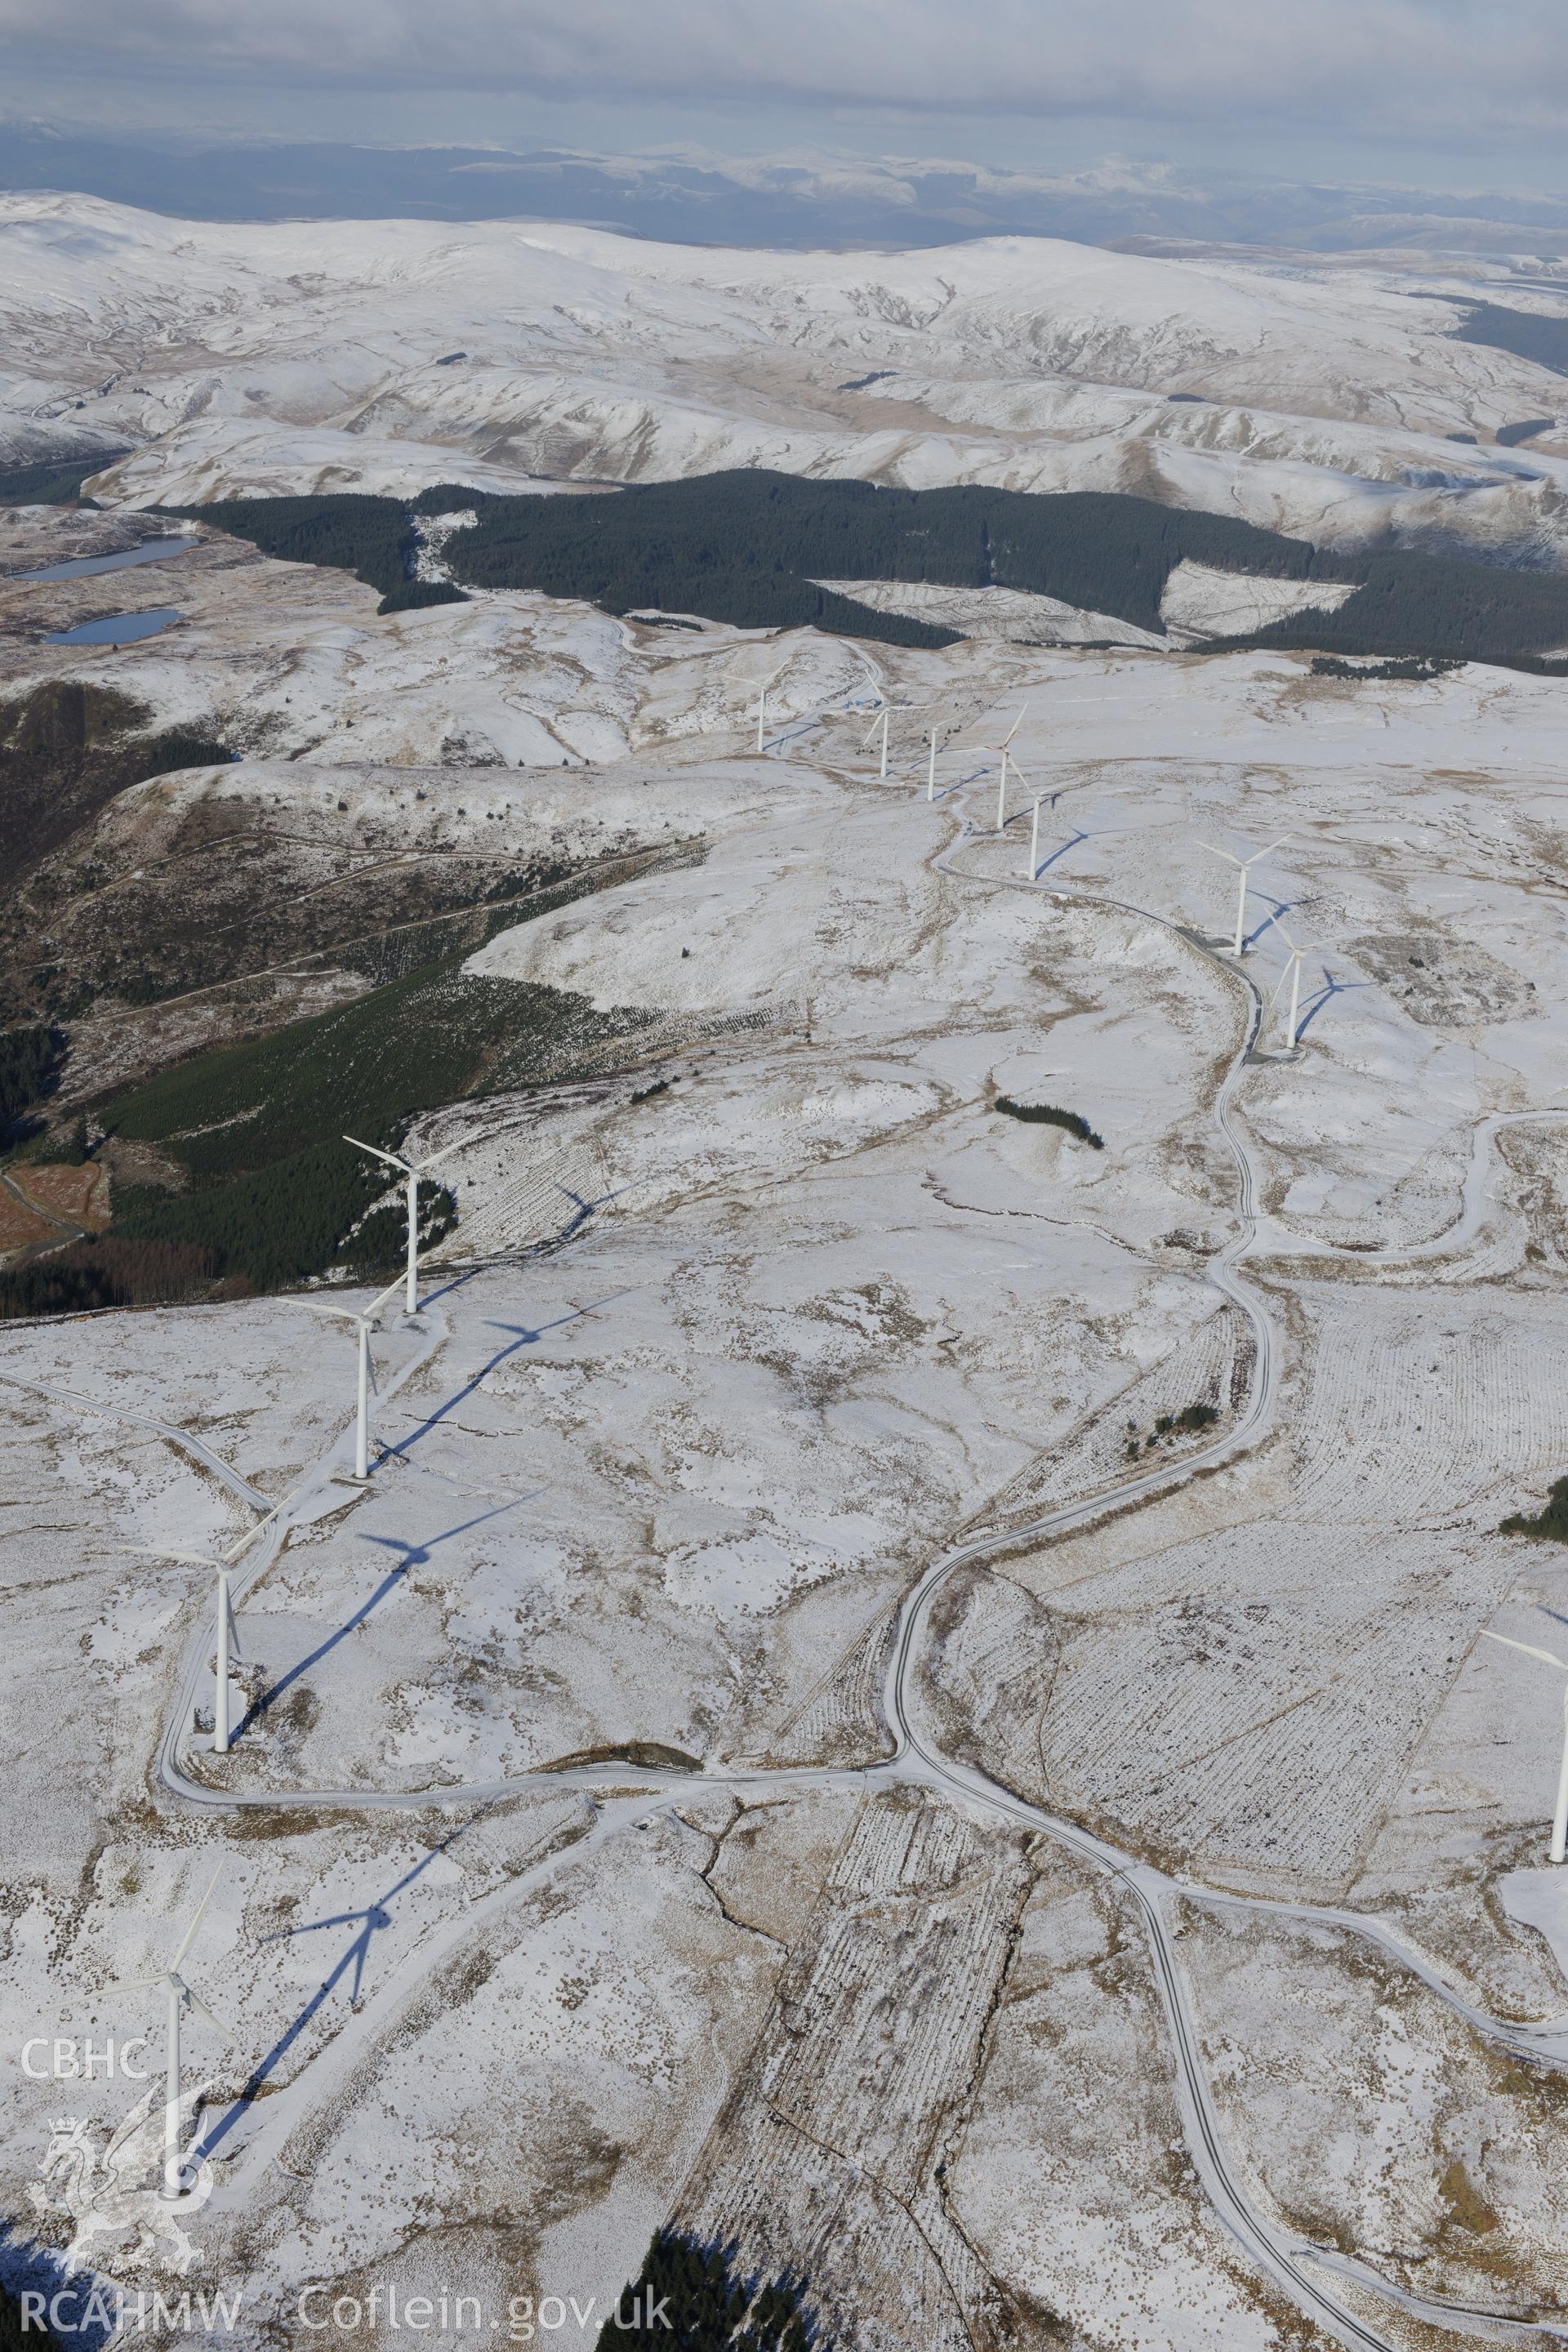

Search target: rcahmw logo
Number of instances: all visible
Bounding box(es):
[19,2287,242,2335]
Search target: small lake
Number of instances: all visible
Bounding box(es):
[45,607,181,646]
[16,537,197,585]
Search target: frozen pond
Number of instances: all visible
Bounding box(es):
[45,606,181,645]
[14,535,197,585]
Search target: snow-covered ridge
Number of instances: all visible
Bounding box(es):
[7,196,1568,566]
[816,579,1165,648]
[815,566,1359,648]
[1157,562,1360,644]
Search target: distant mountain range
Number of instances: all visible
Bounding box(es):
[6,121,1568,256]
[9,194,1568,590]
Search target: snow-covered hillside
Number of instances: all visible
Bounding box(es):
[7,196,1568,564]
[10,470,1568,2341]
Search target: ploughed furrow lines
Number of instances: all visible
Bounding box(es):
[1287,1287,1568,1525]
[974,1302,1250,1532]
[962,1267,1568,1886]
[748,1599,894,1769]
[1036,1526,1502,1882]
[675,1790,1034,2352]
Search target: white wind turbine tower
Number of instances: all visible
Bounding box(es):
[307,1277,400,1481]
[1003,750,1058,876]
[344,1132,467,1315]
[926,722,942,800]
[131,1512,277,1755]
[1483,1630,1568,1862]
[98,1868,229,2200]
[1200,835,1292,956]
[995,704,1028,832]
[1270,924,1325,1049]
[865,696,911,781]
[751,659,786,754]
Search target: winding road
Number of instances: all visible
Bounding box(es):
[38,762,1568,2350]
[0,1367,272,1512]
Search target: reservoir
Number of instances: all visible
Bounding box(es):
[45,607,181,646]
[16,536,197,585]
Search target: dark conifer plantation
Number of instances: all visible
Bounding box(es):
[595,2230,825,2351]
[0,1022,66,1142]
[1501,1476,1568,1543]
[174,470,1568,663]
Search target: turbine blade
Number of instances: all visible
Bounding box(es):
[415,1135,470,1173]
[343,1135,409,1174]
[1199,842,1242,866]
[405,1116,510,1175]
[302,1301,357,1325]
[170,1866,221,1972]
[127,1548,221,1568]
[1001,703,1029,746]
[96,1977,163,1995]
[222,1506,278,1564]
[1482,1629,1568,1673]
[1249,835,1293,864]
[182,1989,231,2040]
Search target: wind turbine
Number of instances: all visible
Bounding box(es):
[1482,1630,1568,1863]
[1270,924,1326,1049]
[344,1133,467,1316]
[1200,835,1292,956]
[97,1868,229,2200]
[130,1512,277,1755]
[751,659,786,754]
[926,724,942,800]
[307,1279,399,1481]
[1004,747,1058,861]
[995,704,1028,832]
[859,706,893,779]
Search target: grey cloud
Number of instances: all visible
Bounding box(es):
[3,0,1568,136]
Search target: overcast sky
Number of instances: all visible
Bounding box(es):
[2,0,1566,189]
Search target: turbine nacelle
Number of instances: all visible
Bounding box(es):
[305,1290,398,1481]
[1268,921,1329,1049]
[100,1968,229,2040]
[1200,835,1293,956]
[131,1512,276,1755]
[859,702,913,778]
[344,1129,488,1316]
[750,657,788,751]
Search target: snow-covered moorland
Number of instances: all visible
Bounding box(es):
[3,485,1568,2344]
[7,195,1568,572]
